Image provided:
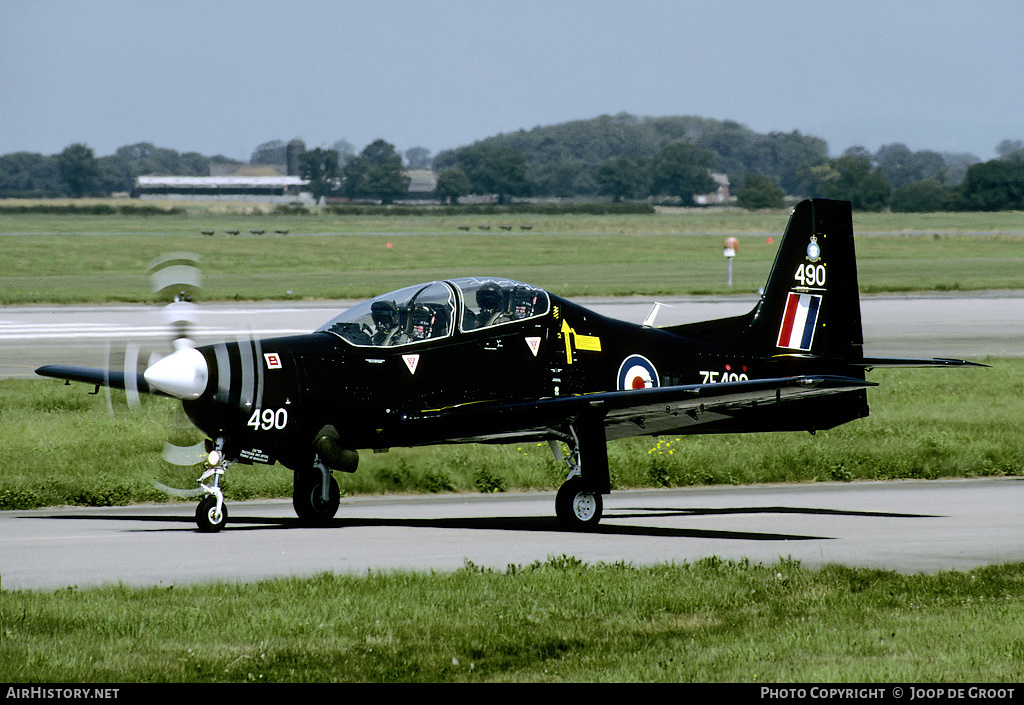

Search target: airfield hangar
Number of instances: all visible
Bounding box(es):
[133,175,314,204]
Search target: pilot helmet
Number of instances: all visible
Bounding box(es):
[371,300,399,328]
[476,282,503,311]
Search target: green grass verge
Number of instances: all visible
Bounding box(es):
[1,360,1017,511]
[3,557,1024,682]
[2,208,1024,303]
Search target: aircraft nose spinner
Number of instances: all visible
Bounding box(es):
[143,347,209,400]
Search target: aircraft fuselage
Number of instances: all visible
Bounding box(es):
[180,290,868,471]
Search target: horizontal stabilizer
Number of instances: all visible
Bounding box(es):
[858,357,989,369]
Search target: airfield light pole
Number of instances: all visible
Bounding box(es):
[723,236,739,286]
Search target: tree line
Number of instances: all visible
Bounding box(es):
[2,114,1023,211]
[0,143,242,199]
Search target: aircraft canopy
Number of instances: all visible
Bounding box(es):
[319,278,550,347]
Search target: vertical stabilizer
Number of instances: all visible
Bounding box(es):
[747,199,864,360]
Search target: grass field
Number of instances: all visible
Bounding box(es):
[2,205,1024,303]
[3,557,1024,682]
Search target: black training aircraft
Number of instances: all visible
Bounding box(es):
[37,199,982,532]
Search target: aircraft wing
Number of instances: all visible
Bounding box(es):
[35,364,166,397]
[401,375,876,443]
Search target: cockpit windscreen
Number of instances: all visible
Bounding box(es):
[319,278,549,347]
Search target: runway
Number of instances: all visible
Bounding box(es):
[2,293,1022,590]
[2,291,1022,378]
[3,478,1023,590]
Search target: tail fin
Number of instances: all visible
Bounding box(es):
[664,199,865,360]
[748,199,864,361]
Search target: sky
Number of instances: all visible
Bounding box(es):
[2,0,1021,163]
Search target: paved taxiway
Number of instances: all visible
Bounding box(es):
[3,478,1023,590]
[1,294,1021,589]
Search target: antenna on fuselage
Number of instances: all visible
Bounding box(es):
[643,302,672,328]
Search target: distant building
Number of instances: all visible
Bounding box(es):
[134,175,312,203]
[209,163,285,177]
[405,169,438,195]
[693,173,731,205]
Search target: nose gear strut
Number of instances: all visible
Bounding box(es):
[195,439,231,532]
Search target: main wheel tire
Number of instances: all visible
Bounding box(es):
[195,495,227,533]
[293,471,341,525]
[555,477,603,531]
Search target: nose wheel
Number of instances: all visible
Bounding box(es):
[196,494,228,532]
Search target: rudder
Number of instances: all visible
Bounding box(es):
[748,199,864,361]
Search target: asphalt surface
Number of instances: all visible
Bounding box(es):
[3,478,1023,590]
[1,293,1021,590]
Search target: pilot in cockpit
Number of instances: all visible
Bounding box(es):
[510,286,537,319]
[473,281,506,328]
[410,304,449,341]
[410,305,433,341]
[370,300,400,346]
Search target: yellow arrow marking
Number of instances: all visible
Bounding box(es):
[561,319,602,364]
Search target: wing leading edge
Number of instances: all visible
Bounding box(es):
[35,364,165,396]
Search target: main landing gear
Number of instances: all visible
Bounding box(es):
[551,411,610,531]
[555,476,603,531]
[293,459,341,525]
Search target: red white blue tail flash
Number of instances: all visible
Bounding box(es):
[777,293,821,351]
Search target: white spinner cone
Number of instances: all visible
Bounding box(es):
[143,347,209,400]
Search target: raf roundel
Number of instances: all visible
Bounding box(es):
[617,355,659,390]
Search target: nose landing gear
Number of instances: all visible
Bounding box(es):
[195,443,231,533]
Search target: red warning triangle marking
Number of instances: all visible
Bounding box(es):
[403,354,420,374]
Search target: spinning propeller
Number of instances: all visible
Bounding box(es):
[128,253,273,522]
[84,253,227,498]
[128,253,211,494]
